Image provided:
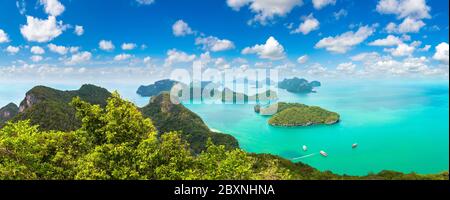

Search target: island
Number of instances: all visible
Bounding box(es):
[278,77,321,93]
[255,102,339,127]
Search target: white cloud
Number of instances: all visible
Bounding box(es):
[99,40,115,51]
[376,0,430,19]
[369,35,402,46]
[136,0,155,5]
[39,0,65,17]
[386,17,425,33]
[121,43,137,50]
[385,43,415,57]
[20,16,65,43]
[433,42,449,65]
[164,49,196,66]
[0,29,10,43]
[242,36,286,60]
[312,0,336,10]
[70,46,80,53]
[143,56,152,64]
[418,44,431,52]
[226,0,304,25]
[48,43,68,55]
[74,25,84,36]
[297,55,309,64]
[351,52,381,61]
[16,0,26,15]
[114,54,132,61]
[172,20,194,37]
[337,62,356,73]
[5,45,20,54]
[66,51,92,65]
[195,36,235,52]
[31,46,45,54]
[333,9,348,20]
[315,25,375,53]
[31,55,43,62]
[291,14,319,35]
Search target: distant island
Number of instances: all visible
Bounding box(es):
[137,79,179,97]
[136,79,277,103]
[278,77,321,93]
[0,84,446,180]
[255,102,339,127]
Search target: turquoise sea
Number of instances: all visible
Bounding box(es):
[1,80,448,176]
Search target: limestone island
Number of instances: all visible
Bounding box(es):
[255,102,340,127]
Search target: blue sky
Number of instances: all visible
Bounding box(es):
[0,0,449,82]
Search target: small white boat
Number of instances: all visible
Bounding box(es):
[302,145,308,151]
[320,150,328,157]
[352,143,358,149]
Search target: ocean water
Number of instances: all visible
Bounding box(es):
[0,80,448,176]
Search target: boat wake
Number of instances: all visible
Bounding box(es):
[291,153,317,160]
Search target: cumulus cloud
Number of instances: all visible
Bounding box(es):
[384,43,415,57]
[242,36,286,60]
[368,35,402,46]
[99,40,115,51]
[31,46,45,54]
[297,55,309,64]
[312,0,336,10]
[0,29,10,43]
[74,25,84,36]
[114,54,132,61]
[39,0,65,17]
[291,14,320,35]
[164,49,196,66]
[172,20,194,37]
[385,17,425,33]
[195,36,235,52]
[433,42,449,65]
[48,43,68,55]
[226,0,304,25]
[333,9,348,20]
[121,43,137,50]
[376,0,430,19]
[20,16,65,43]
[5,45,20,54]
[31,55,43,62]
[336,62,356,73]
[66,51,92,65]
[315,25,375,53]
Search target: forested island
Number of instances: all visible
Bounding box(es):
[255,102,340,127]
[0,84,447,180]
[136,79,277,103]
[278,77,321,93]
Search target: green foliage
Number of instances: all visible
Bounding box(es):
[258,102,340,126]
[141,93,239,153]
[0,103,19,124]
[0,92,447,180]
[11,84,111,131]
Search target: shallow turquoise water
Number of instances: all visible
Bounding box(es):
[1,80,448,176]
[184,80,449,176]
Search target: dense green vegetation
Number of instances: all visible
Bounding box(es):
[256,102,339,126]
[0,85,446,180]
[137,79,179,97]
[0,103,19,124]
[141,92,238,153]
[278,77,321,93]
[0,93,289,180]
[0,93,446,180]
[8,84,111,131]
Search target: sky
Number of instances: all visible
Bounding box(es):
[0,0,449,83]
